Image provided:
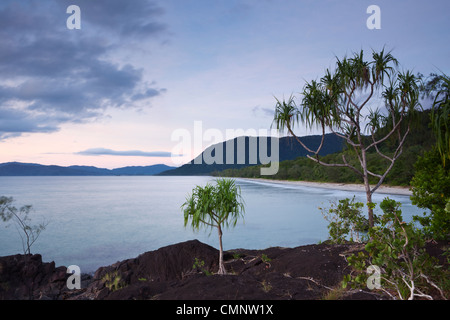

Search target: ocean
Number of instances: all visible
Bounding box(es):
[0,176,423,273]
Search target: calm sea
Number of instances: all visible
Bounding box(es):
[0,176,423,273]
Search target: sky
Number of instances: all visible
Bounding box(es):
[0,0,449,168]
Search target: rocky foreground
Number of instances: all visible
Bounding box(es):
[0,240,447,300]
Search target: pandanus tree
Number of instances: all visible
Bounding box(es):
[422,72,450,167]
[273,49,421,227]
[182,178,245,275]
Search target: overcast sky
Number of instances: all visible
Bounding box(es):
[0,0,449,168]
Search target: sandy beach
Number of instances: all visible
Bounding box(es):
[240,178,412,196]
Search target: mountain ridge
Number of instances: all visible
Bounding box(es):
[159,134,344,176]
[0,162,176,176]
[1,134,345,176]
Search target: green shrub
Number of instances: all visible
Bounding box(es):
[410,148,450,240]
[102,271,125,292]
[320,197,370,244]
[343,198,448,300]
[192,258,212,276]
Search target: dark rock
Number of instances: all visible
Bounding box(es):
[0,254,68,300]
[84,240,219,300]
[1,239,447,300]
[131,239,219,282]
[73,240,362,300]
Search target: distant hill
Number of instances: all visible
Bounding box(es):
[216,110,436,186]
[0,162,175,176]
[159,134,344,176]
[110,165,175,175]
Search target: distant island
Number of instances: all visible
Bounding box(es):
[0,162,176,176]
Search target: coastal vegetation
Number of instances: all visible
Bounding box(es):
[214,51,449,298]
[410,148,450,240]
[410,72,450,241]
[319,197,369,244]
[420,72,450,167]
[214,109,434,186]
[182,178,245,275]
[321,196,448,299]
[263,49,420,227]
[0,196,48,256]
[316,71,450,299]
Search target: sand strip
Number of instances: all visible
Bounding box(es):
[239,178,412,196]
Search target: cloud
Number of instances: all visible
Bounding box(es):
[76,148,180,158]
[132,88,167,101]
[0,0,168,141]
[0,106,61,140]
[72,0,167,37]
[252,105,275,118]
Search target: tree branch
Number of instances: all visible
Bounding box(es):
[365,112,405,152]
[329,126,361,148]
[370,126,409,194]
[287,126,323,155]
[341,154,363,177]
[306,154,363,178]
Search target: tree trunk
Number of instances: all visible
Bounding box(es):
[364,177,374,228]
[217,225,226,275]
[361,148,375,228]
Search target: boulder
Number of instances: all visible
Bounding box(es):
[0,254,67,300]
[84,240,219,300]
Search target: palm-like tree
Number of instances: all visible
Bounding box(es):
[273,49,421,227]
[182,178,245,275]
[427,73,450,167]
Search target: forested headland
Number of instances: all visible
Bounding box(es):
[214,110,434,187]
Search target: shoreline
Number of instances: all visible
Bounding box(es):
[239,177,412,196]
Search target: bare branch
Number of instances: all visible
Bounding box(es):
[420,273,447,300]
[367,170,382,179]
[341,154,363,177]
[365,112,405,152]
[287,126,323,155]
[370,126,409,194]
[306,154,364,178]
[329,126,361,148]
